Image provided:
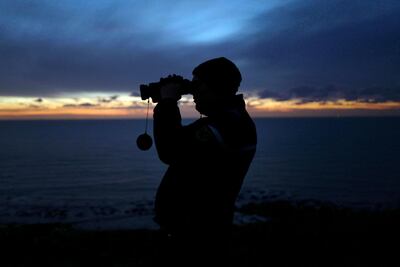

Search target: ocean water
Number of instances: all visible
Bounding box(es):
[1,118,399,229]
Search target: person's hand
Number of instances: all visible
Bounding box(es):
[160,83,181,101]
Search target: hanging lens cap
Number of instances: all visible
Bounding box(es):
[137,133,153,151]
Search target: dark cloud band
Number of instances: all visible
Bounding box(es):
[0,0,399,105]
[259,86,400,103]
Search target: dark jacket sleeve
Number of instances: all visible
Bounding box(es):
[153,99,183,165]
[153,99,221,165]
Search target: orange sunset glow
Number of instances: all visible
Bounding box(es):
[1,94,399,120]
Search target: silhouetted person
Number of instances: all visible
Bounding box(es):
[152,57,257,266]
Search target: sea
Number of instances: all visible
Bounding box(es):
[1,118,399,229]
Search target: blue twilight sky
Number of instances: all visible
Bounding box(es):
[0,0,399,104]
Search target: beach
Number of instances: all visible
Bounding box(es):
[1,199,398,267]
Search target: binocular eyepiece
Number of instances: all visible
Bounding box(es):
[140,74,193,103]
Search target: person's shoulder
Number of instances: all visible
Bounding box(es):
[188,118,223,145]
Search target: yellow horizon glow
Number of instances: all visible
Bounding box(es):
[246,98,400,117]
[1,94,399,120]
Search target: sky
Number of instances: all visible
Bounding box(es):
[1,0,399,119]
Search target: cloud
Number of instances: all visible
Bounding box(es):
[63,102,96,108]
[0,1,204,97]
[238,1,400,90]
[28,104,40,109]
[99,95,119,103]
[259,86,400,103]
[0,0,399,105]
[130,91,140,97]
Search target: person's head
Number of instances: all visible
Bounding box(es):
[191,57,242,115]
